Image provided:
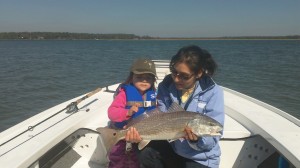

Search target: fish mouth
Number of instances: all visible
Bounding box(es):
[211,127,223,135]
[208,128,222,136]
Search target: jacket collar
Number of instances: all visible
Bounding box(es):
[198,75,216,93]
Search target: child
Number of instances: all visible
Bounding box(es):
[107,58,157,168]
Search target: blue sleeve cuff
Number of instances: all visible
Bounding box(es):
[187,137,218,151]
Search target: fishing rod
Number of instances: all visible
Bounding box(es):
[0,87,102,147]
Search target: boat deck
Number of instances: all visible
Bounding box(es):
[223,87,300,167]
[0,60,299,167]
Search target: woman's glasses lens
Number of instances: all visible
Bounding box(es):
[171,70,193,81]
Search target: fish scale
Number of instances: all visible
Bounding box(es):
[128,111,213,140]
[97,105,223,153]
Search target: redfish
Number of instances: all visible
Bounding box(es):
[97,103,223,153]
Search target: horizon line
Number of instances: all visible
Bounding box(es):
[0,31,299,38]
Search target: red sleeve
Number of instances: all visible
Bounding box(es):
[107,89,130,122]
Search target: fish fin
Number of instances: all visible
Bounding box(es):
[167,102,185,112]
[127,108,162,127]
[138,140,151,150]
[146,107,163,115]
[167,139,176,142]
[96,127,120,154]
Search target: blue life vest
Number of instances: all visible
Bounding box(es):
[114,84,156,128]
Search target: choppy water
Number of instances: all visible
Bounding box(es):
[0,40,299,132]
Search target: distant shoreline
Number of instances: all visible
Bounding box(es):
[0,32,299,40]
[1,38,299,41]
[143,38,300,40]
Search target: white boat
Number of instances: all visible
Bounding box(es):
[0,60,299,168]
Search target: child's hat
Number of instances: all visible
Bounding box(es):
[130,58,157,77]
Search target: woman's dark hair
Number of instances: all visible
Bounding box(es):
[170,45,217,77]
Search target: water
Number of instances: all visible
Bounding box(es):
[0,40,299,132]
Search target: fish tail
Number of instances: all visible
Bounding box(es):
[96,127,121,154]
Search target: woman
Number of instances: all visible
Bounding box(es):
[126,45,224,168]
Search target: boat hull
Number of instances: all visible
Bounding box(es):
[0,60,299,168]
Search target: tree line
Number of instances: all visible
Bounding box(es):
[0,32,153,40]
[158,35,300,40]
[0,32,299,40]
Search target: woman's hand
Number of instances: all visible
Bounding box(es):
[125,127,142,143]
[184,126,198,141]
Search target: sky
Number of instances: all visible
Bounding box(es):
[0,0,299,37]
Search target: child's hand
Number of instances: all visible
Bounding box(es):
[125,127,142,143]
[127,103,139,117]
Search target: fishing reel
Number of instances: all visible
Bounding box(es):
[66,102,79,113]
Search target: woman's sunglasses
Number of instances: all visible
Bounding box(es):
[170,69,194,81]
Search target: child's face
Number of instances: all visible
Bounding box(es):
[132,73,155,94]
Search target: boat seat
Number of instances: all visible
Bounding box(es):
[222,114,252,139]
[71,157,107,168]
[67,129,109,168]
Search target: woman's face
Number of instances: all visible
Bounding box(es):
[132,73,155,94]
[171,62,202,90]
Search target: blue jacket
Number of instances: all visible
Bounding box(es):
[157,75,224,168]
[114,84,156,128]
